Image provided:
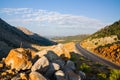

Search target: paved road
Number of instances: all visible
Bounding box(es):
[75,43,120,69]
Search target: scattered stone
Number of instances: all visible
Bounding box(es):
[29,71,47,80]
[65,70,81,80]
[78,71,86,80]
[20,73,28,80]
[0,63,3,68]
[53,59,65,68]
[55,70,66,80]
[65,60,76,70]
[31,56,49,73]
[45,63,60,77]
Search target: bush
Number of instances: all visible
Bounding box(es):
[97,73,107,80]
[109,69,120,80]
[80,63,91,73]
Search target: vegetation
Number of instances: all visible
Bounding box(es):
[89,20,120,39]
[109,69,120,80]
[52,34,89,43]
[70,52,120,80]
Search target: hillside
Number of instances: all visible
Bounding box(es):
[90,20,120,39]
[52,34,89,43]
[81,20,120,65]
[0,18,56,59]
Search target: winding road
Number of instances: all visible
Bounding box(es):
[75,43,120,69]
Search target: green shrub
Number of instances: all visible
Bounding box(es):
[80,63,91,73]
[109,69,120,80]
[97,73,107,80]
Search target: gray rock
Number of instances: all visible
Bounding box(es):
[45,51,59,62]
[29,71,47,80]
[45,63,60,78]
[78,71,86,80]
[63,60,76,71]
[65,70,81,80]
[53,59,65,69]
[31,56,49,73]
[55,70,66,80]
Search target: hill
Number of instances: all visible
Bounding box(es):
[52,34,89,43]
[81,20,120,65]
[0,18,56,59]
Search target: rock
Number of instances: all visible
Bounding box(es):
[78,71,86,80]
[36,44,71,60]
[55,70,66,80]
[64,60,76,71]
[53,59,65,69]
[0,63,3,68]
[20,73,28,80]
[6,69,15,75]
[65,70,81,80]
[31,56,49,73]
[5,48,33,71]
[45,63,60,77]
[45,51,59,62]
[29,71,47,80]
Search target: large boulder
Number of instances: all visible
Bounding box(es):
[29,71,47,80]
[5,48,34,71]
[31,56,49,73]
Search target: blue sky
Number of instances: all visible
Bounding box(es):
[0,0,120,37]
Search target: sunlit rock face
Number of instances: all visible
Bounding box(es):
[5,48,35,71]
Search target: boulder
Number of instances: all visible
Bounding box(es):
[31,56,49,73]
[5,48,33,71]
[45,63,60,77]
[29,71,47,80]
[55,70,66,80]
[45,51,59,62]
[78,71,86,80]
[65,70,81,80]
[36,44,71,60]
[53,59,65,69]
[64,60,76,71]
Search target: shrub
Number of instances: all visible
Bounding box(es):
[97,73,107,80]
[80,63,91,73]
[109,69,120,80]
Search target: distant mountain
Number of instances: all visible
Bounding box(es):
[0,18,57,58]
[81,20,120,65]
[52,34,90,43]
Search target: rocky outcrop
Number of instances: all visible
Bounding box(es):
[0,47,85,80]
[5,48,34,71]
[94,42,120,65]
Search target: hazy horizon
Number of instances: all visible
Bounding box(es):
[0,0,120,37]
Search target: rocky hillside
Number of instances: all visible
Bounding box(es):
[0,43,119,80]
[0,43,86,80]
[81,20,120,65]
[0,18,56,59]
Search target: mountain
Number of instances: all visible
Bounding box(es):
[0,18,57,58]
[81,20,120,65]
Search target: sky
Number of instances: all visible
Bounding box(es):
[0,0,120,38]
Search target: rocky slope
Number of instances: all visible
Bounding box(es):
[0,18,56,59]
[81,20,120,65]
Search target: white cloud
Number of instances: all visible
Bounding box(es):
[0,8,106,36]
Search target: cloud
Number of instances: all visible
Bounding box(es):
[0,8,106,36]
